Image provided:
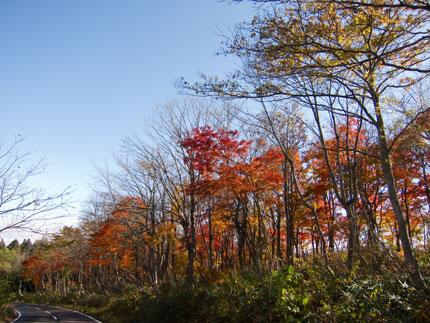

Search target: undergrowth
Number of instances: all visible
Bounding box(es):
[12,252,430,323]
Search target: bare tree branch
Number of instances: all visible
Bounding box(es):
[0,137,72,235]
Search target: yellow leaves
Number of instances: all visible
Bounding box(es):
[398,77,415,89]
[140,160,155,170]
[158,223,178,238]
[254,0,427,82]
[143,223,178,246]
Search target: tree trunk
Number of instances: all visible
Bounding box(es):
[346,207,358,272]
[374,101,425,289]
[208,202,214,270]
[186,213,196,285]
[284,169,294,266]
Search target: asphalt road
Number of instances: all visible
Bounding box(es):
[12,304,101,323]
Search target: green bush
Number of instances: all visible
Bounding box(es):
[94,268,429,322]
[0,277,14,306]
[0,276,17,323]
[14,259,430,323]
[273,266,311,322]
[334,277,429,322]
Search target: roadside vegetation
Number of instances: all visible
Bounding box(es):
[2,245,430,322]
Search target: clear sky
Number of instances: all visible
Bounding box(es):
[0,0,256,243]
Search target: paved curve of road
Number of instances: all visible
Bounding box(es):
[12,304,101,323]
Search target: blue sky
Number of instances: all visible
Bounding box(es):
[0,0,256,243]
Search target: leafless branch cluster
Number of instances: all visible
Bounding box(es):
[0,137,71,235]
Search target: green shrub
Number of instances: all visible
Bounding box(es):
[13,259,430,323]
[334,277,429,322]
[0,277,14,306]
[273,266,311,322]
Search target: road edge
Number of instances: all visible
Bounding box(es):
[10,307,21,323]
[50,304,103,323]
[12,304,102,323]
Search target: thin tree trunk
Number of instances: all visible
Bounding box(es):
[374,100,425,289]
[346,207,358,271]
[284,168,294,266]
[208,202,214,270]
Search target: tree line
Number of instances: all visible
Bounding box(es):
[4,0,430,295]
[20,96,430,294]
